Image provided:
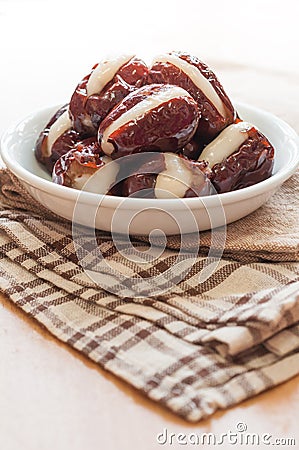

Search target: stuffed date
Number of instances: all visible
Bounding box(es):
[69,55,149,135]
[36,51,276,199]
[149,51,235,143]
[35,104,82,173]
[123,152,213,198]
[98,84,200,159]
[52,137,120,194]
[198,121,275,193]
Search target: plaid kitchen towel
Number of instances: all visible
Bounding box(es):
[0,168,298,422]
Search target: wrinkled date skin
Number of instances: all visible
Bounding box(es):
[180,138,203,160]
[69,57,149,135]
[123,153,212,198]
[98,84,200,159]
[35,52,276,199]
[210,129,275,193]
[123,153,165,197]
[35,104,82,174]
[149,52,235,143]
[52,137,104,187]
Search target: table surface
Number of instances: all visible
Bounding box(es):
[1,1,299,449]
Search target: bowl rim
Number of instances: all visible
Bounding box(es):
[1,101,299,210]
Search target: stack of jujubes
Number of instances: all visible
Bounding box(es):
[35,52,274,198]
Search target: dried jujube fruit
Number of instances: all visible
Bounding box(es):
[149,51,235,143]
[35,104,82,173]
[35,51,275,199]
[123,152,212,198]
[180,138,203,160]
[98,84,200,159]
[69,55,149,134]
[52,137,119,194]
[198,121,275,193]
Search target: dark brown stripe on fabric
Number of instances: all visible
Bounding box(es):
[257,280,298,306]
[236,373,264,397]
[29,291,83,317]
[20,224,79,263]
[91,297,206,344]
[97,244,118,259]
[1,220,79,266]
[143,354,197,391]
[171,361,237,396]
[250,263,297,284]
[142,348,213,393]
[99,297,129,309]
[155,314,181,328]
[4,245,94,291]
[97,323,178,367]
[184,261,242,296]
[233,344,269,364]
[245,326,263,346]
[0,241,18,254]
[75,290,113,304]
[26,285,57,300]
[81,312,129,333]
[15,293,38,308]
[173,326,203,340]
[67,331,85,346]
[255,368,275,388]
[4,284,24,296]
[14,253,34,264]
[21,278,48,290]
[283,309,296,327]
[234,293,253,307]
[99,296,206,337]
[282,263,299,275]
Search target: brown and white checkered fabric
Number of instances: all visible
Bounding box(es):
[0,168,298,422]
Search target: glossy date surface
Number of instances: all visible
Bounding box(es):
[35,52,275,198]
[69,57,149,135]
[210,128,275,193]
[35,105,82,173]
[98,84,200,159]
[149,52,235,143]
[123,152,212,198]
[52,137,104,187]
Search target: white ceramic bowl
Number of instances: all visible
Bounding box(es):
[1,102,299,235]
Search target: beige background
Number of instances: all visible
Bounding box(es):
[1,0,299,449]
